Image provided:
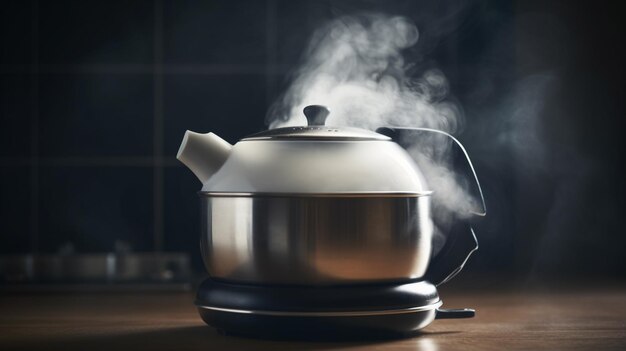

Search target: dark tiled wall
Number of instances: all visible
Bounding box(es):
[0,0,284,266]
[1,0,350,271]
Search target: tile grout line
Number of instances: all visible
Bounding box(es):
[0,63,292,75]
[29,0,40,254]
[0,156,181,167]
[265,0,277,114]
[153,0,165,252]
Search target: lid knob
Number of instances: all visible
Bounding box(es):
[303,105,330,126]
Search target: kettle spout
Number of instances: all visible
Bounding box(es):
[176,131,232,183]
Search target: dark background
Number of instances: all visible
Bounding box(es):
[1,0,624,283]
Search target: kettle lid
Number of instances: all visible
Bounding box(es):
[242,105,390,141]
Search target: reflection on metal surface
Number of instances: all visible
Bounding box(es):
[200,191,432,197]
[200,194,433,285]
[196,300,443,316]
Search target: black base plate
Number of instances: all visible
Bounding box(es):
[198,306,436,340]
[195,278,442,339]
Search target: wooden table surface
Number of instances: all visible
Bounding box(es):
[1,284,625,351]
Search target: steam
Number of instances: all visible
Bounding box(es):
[267,14,478,245]
[268,14,462,134]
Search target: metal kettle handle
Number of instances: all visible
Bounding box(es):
[426,223,478,286]
[376,127,485,286]
[377,127,486,216]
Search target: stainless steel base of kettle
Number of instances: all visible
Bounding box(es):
[195,278,474,339]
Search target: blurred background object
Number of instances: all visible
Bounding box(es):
[0,0,624,290]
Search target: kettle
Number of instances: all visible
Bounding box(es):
[178,105,486,338]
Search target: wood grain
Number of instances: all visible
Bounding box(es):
[1,286,625,350]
